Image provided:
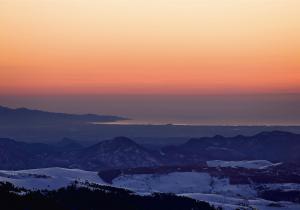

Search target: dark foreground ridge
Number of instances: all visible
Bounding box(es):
[0,182,216,210]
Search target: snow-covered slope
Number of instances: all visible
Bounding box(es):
[182,193,300,210]
[1,167,300,210]
[0,167,105,190]
[113,172,212,194]
[207,160,280,169]
[112,172,256,198]
[111,170,300,210]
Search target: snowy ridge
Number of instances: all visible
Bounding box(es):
[0,167,300,210]
[0,167,105,190]
[206,160,281,169]
[182,193,300,210]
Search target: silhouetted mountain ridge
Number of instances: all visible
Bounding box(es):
[62,136,162,170]
[0,138,57,169]
[0,105,127,125]
[55,138,83,152]
[163,130,300,163]
[0,131,300,170]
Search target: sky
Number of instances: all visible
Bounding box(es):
[1,0,300,95]
[0,0,300,125]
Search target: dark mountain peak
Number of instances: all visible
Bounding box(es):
[181,138,196,146]
[234,134,246,138]
[59,137,80,145]
[255,130,296,138]
[0,138,58,170]
[163,130,300,163]
[88,136,139,150]
[90,137,142,152]
[213,134,225,139]
[185,136,216,145]
[73,137,161,170]
[0,138,17,144]
[185,131,299,145]
[110,136,137,145]
[56,137,83,151]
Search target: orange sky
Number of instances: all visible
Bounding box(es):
[0,0,300,95]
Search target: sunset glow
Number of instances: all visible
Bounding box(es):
[1,0,300,95]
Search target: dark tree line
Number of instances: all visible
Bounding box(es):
[0,182,218,210]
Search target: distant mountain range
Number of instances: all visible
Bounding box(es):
[0,136,161,170]
[0,105,127,125]
[56,137,162,170]
[0,131,300,170]
[162,130,300,164]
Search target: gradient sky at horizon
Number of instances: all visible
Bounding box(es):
[1,0,300,125]
[1,0,300,95]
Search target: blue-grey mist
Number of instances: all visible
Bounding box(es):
[1,94,300,125]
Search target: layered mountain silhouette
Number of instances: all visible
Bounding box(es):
[55,138,83,152]
[0,105,127,125]
[0,137,162,170]
[57,137,162,170]
[0,131,299,170]
[162,131,300,164]
[0,138,58,170]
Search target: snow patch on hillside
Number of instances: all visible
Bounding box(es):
[113,172,212,193]
[207,160,280,169]
[113,172,256,198]
[182,193,300,210]
[1,167,299,210]
[0,167,105,190]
